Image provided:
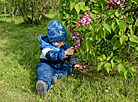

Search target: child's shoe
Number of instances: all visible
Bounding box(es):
[51,74,58,85]
[36,80,48,97]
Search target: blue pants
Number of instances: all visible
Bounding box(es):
[36,60,72,91]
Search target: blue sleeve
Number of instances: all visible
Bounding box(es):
[62,42,77,65]
[62,42,69,50]
[67,55,77,65]
[45,48,66,62]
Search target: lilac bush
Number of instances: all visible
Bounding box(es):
[57,0,137,79]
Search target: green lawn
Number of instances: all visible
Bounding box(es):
[0,14,138,102]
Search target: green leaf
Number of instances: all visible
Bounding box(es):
[129,35,138,43]
[116,19,120,25]
[99,1,104,10]
[63,4,66,7]
[109,9,115,14]
[105,89,109,93]
[97,54,106,61]
[90,13,96,20]
[117,64,126,76]
[111,21,118,32]
[70,2,75,11]
[89,37,93,41]
[104,63,111,73]
[85,6,90,11]
[113,40,120,50]
[119,21,126,34]
[92,8,101,13]
[113,56,122,63]
[78,2,85,11]
[90,49,95,56]
[96,29,102,41]
[97,62,104,71]
[111,35,119,42]
[131,0,137,4]
[111,60,115,69]
[115,9,121,17]
[128,41,136,48]
[102,30,106,41]
[135,19,138,26]
[135,47,138,51]
[124,71,128,80]
[129,70,134,79]
[106,52,113,61]
[124,17,134,23]
[89,25,94,31]
[75,4,80,14]
[90,0,97,2]
[128,25,135,35]
[106,57,110,62]
[120,35,128,45]
[103,23,111,33]
[129,65,136,72]
[86,39,91,52]
[118,31,122,36]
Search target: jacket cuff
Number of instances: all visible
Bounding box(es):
[63,51,68,59]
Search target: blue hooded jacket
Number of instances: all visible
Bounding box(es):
[38,34,77,69]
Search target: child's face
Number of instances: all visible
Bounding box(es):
[52,40,65,48]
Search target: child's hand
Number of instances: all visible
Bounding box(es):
[64,47,74,55]
[74,64,82,69]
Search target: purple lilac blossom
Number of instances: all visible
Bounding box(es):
[106,0,125,10]
[70,13,92,49]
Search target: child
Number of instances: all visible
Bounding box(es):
[36,20,81,97]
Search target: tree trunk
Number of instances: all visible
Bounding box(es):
[23,0,28,23]
[12,0,15,19]
[16,0,26,24]
[31,1,33,24]
[14,9,19,17]
[4,2,6,22]
[7,2,11,16]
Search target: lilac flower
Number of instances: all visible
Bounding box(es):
[76,22,80,27]
[105,5,110,10]
[70,12,92,49]
[76,13,92,27]
[116,0,121,4]
[106,0,125,10]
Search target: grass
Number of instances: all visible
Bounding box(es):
[0,13,138,102]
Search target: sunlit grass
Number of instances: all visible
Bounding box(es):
[0,14,23,24]
[0,15,137,102]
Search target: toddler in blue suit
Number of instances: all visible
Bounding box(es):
[36,20,81,97]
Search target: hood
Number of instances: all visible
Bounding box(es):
[38,34,69,50]
[38,35,52,50]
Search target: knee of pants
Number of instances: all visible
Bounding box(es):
[36,62,54,90]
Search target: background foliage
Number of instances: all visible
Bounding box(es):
[0,0,58,24]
